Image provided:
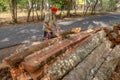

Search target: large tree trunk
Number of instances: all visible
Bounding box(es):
[67,0,72,17]
[91,0,98,15]
[73,0,77,15]
[9,0,17,23]
[27,0,32,22]
[27,0,35,22]
[40,0,44,20]
[35,1,40,21]
[83,0,91,16]
[27,0,40,22]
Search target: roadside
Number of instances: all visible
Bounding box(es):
[0,11,106,28]
[0,12,120,49]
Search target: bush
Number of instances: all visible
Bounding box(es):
[0,1,7,12]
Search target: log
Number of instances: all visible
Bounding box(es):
[0,63,11,80]
[58,27,81,38]
[93,45,120,80]
[22,33,90,73]
[23,30,106,80]
[115,34,120,44]
[30,35,91,80]
[62,39,112,80]
[3,38,61,67]
[2,27,97,68]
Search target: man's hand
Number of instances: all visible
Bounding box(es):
[47,26,52,31]
[45,22,52,31]
[55,26,61,37]
[56,26,61,32]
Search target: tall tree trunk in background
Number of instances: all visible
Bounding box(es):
[83,0,86,15]
[8,0,17,23]
[48,0,51,8]
[67,0,72,17]
[91,0,98,15]
[27,0,37,22]
[83,0,90,16]
[32,0,36,21]
[35,0,40,20]
[27,0,32,22]
[40,0,44,20]
[27,0,40,22]
[99,0,102,7]
[74,0,77,15]
[59,7,63,19]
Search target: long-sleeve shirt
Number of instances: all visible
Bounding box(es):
[43,11,57,32]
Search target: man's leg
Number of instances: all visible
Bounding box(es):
[44,31,47,38]
[43,31,49,40]
[50,32,53,38]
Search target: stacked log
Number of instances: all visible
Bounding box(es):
[3,26,119,80]
[22,32,90,79]
[3,37,61,68]
[103,24,120,45]
[2,27,83,68]
[62,39,112,80]
[43,30,106,80]
[1,28,86,79]
[92,45,120,80]
[0,63,12,79]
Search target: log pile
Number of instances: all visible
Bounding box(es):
[103,24,120,45]
[1,26,120,80]
[1,27,100,80]
[0,63,12,80]
[111,61,120,80]
[2,27,82,68]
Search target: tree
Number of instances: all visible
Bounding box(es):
[8,0,17,23]
[0,0,8,11]
[91,0,99,15]
[39,0,45,20]
[27,0,40,22]
[17,0,27,11]
[108,0,117,11]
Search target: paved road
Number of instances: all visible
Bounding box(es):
[0,12,120,49]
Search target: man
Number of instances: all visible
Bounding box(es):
[43,5,60,40]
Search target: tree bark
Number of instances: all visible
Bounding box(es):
[40,0,44,20]
[8,0,17,23]
[83,0,90,16]
[27,0,32,22]
[91,0,98,15]
[67,0,72,17]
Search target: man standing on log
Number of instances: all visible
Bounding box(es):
[43,5,60,40]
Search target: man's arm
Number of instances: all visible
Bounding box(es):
[44,22,52,31]
[44,13,52,31]
[53,22,60,31]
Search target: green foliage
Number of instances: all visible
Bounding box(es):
[102,0,106,3]
[0,0,8,12]
[51,0,68,9]
[109,0,117,11]
[17,0,28,8]
[102,0,117,11]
